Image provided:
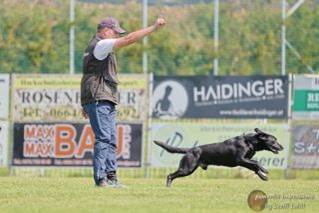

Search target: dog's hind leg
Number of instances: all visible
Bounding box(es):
[166,157,198,187]
[166,149,201,187]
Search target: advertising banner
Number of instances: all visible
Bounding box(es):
[12,75,82,121]
[291,123,319,169]
[150,122,289,169]
[117,74,147,121]
[12,122,142,167]
[12,74,147,122]
[0,122,8,167]
[0,74,10,120]
[152,75,288,119]
[293,75,319,119]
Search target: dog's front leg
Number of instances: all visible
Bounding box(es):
[238,158,268,181]
[258,165,268,174]
[246,159,268,174]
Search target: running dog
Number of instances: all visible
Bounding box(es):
[154,128,284,187]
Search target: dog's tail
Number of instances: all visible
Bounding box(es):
[153,140,190,154]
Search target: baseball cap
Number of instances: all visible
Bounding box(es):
[97,17,126,34]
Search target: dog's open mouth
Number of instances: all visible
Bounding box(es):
[269,145,283,154]
[270,148,279,154]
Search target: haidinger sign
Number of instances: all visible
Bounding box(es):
[152,75,288,119]
[12,122,142,167]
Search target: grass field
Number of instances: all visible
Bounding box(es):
[0,177,318,213]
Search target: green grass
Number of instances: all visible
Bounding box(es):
[0,177,318,213]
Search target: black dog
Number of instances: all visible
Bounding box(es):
[154,128,284,187]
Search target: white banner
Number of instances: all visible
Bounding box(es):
[0,74,10,120]
[291,123,319,169]
[0,122,8,167]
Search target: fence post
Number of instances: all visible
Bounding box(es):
[144,73,153,178]
[284,73,293,179]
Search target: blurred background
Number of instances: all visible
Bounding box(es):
[0,0,318,75]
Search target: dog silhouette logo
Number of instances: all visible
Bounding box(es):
[152,80,188,119]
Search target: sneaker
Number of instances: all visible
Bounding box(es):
[106,179,127,188]
[96,178,108,187]
[106,171,117,181]
[106,171,127,188]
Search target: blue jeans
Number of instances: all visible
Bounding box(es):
[83,101,117,185]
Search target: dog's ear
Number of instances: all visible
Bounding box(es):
[254,128,263,134]
[255,128,271,141]
[255,128,268,134]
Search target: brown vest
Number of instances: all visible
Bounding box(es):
[81,35,119,105]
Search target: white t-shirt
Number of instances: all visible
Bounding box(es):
[93,39,116,60]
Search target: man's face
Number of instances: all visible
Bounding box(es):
[100,28,120,39]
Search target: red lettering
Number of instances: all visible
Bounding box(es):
[76,125,94,158]
[54,124,76,158]
[24,125,36,139]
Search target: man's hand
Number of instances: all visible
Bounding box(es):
[81,108,88,119]
[154,17,166,30]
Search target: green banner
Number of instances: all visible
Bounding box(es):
[150,122,289,169]
[293,90,319,111]
[293,75,319,119]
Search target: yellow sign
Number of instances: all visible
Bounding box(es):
[13,74,81,89]
[13,74,147,122]
[118,74,147,89]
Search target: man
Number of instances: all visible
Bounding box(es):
[81,16,166,187]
